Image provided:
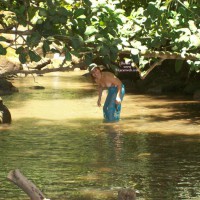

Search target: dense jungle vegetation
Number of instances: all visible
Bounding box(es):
[0,0,200,80]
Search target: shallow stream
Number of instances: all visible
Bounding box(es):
[0,71,200,200]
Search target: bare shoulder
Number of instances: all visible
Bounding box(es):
[102,71,122,85]
[102,71,116,78]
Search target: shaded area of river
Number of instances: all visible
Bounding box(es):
[0,71,200,200]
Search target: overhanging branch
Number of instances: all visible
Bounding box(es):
[122,50,200,61]
[0,65,74,77]
[135,58,166,80]
[0,29,33,35]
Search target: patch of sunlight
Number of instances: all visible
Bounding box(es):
[10,98,102,121]
[137,153,151,158]
[77,173,100,181]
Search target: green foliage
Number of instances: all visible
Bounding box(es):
[0,0,200,74]
[16,47,27,64]
[0,36,6,42]
[27,32,42,48]
[65,51,72,61]
[29,51,41,62]
[119,0,200,71]
[0,44,6,55]
[19,53,27,64]
[187,60,200,72]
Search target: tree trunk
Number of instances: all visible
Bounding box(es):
[7,169,49,200]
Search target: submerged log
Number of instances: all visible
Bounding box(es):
[7,169,50,200]
[118,188,136,200]
[7,169,136,200]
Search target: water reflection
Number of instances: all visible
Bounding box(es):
[0,72,200,200]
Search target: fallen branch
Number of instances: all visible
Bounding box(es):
[7,169,136,200]
[7,169,50,200]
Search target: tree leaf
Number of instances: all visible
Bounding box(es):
[39,8,48,17]
[28,6,38,20]
[110,46,118,60]
[77,19,86,33]
[176,28,191,35]
[58,7,69,17]
[168,19,179,27]
[190,35,200,47]
[188,20,197,33]
[130,40,141,48]
[0,36,6,41]
[84,53,93,65]
[70,35,84,50]
[84,26,98,35]
[74,8,85,18]
[19,53,27,64]
[16,47,24,54]
[83,0,92,6]
[131,54,139,64]
[99,45,110,56]
[102,55,111,65]
[43,40,50,53]
[29,51,41,62]
[131,48,139,55]
[151,37,162,48]
[27,32,41,48]
[65,51,72,61]
[85,35,95,43]
[0,44,6,55]
[178,34,189,42]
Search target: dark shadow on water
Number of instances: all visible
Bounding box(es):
[125,94,200,125]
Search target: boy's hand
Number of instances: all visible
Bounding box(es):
[115,97,121,104]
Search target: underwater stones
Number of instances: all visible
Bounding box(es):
[29,86,45,90]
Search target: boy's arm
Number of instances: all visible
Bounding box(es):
[97,85,103,106]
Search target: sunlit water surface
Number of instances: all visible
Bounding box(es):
[0,71,200,200]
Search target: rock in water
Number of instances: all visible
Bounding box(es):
[118,188,136,200]
[0,97,11,124]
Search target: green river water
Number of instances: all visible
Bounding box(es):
[0,71,200,200]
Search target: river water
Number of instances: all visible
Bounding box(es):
[0,71,200,200]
